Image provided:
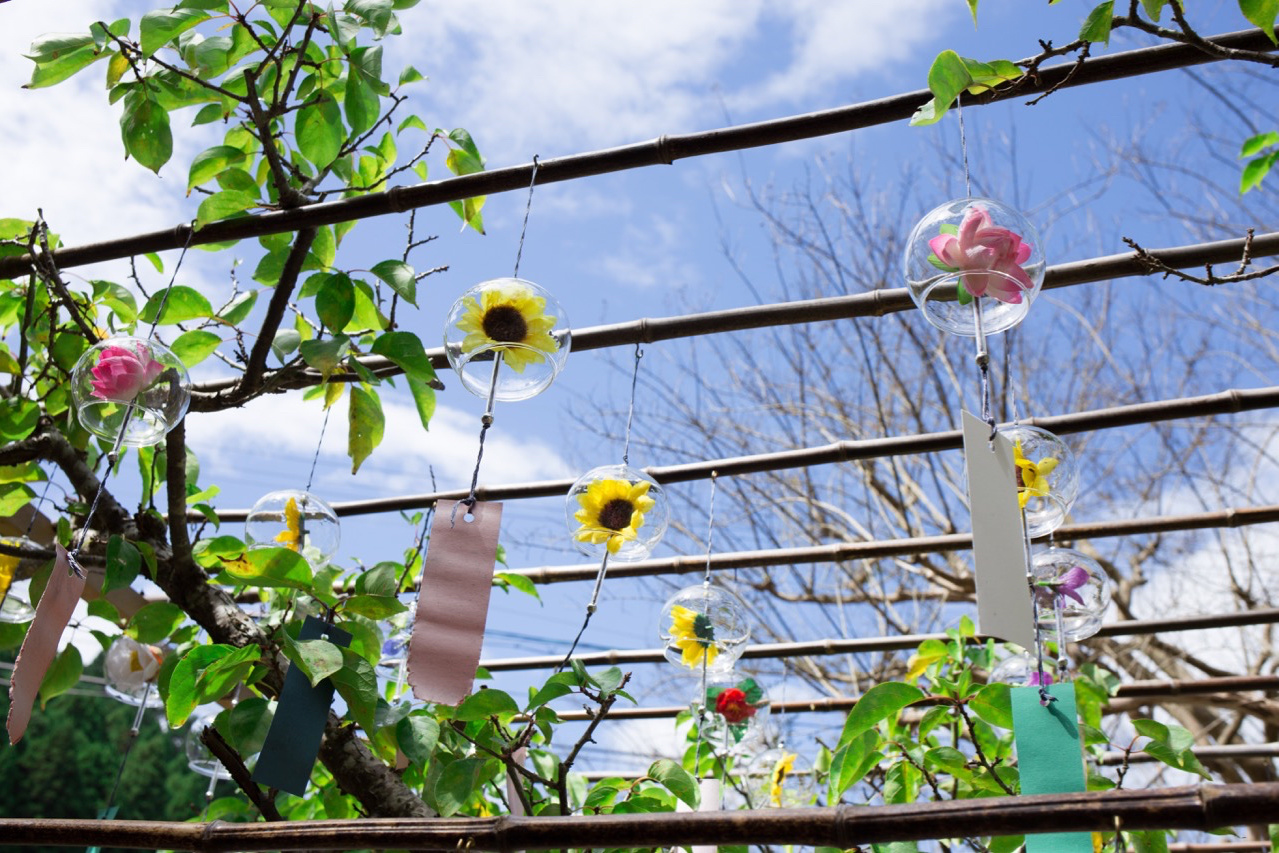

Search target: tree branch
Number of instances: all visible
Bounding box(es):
[236,226,318,396]
[200,724,283,821]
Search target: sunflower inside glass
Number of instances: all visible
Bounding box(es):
[668,604,719,668]
[456,282,559,373]
[573,477,656,555]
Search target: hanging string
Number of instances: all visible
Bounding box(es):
[1005,328,1021,425]
[1029,578,1055,707]
[304,404,333,494]
[956,95,973,199]
[956,97,997,444]
[703,473,718,586]
[621,344,644,466]
[101,684,153,817]
[689,474,720,782]
[66,232,195,576]
[453,158,540,525]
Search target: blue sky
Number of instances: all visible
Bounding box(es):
[1,1,1274,773]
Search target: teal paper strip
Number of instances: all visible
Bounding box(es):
[1012,683,1092,853]
[86,805,119,853]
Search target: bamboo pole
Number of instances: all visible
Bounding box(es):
[544,676,1279,723]
[480,606,1279,671]
[205,386,1279,521]
[1,783,1276,851]
[186,230,1279,404]
[1,29,1270,280]
[1098,743,1279,766]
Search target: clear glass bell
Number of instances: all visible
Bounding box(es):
[1031,547,1111,642]
[988,651,1058,688]
[659,584,750,676]
[903,198,1045,337]
[0,536,35,623]
[244,489,340,569]
[998,424,1079,537]
[703,673,770,751]
[104,635,166,708]
[70,336,192,447]
[184,705,229,779]
[566,464,668,562]
[744,748,815,809]
[443,278,571,402]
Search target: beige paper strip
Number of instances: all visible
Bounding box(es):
[962,410,1035,649]
[6,544,87,744]
[407,500,503,705]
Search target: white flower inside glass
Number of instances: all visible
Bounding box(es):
[903,198,1045,337]
[244,489,340,570]
[444,278,571,402]
[999,424,1079,537]
[1031,547,1111,642]
[658,584,750,676]
[70,336,192,447]
[104,635,166,707]
[566,464,668,562]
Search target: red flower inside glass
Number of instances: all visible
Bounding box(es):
[715,687,757,724]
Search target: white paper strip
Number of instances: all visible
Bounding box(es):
[962,410,1034,649]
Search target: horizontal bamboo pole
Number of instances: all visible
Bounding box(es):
[0,783,1275,851]
[205,385,1279,521]
[1098,743,1279,766]
[506,503,1279,585]
[545,676,1279,723]
[187,230,1279,402]
[1,29,1271,279]
[481,606,1279,671]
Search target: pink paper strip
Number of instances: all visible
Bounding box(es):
[407,500,502,705]
[7,544,87,744]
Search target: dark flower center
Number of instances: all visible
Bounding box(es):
[482,305,528,343]
[597,499,634,531]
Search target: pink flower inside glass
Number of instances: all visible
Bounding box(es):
[90,343,164,403]
[928,206,1034,304]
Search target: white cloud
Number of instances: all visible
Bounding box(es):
[595,214,695,290]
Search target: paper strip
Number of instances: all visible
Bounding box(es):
[6,544,87,744]
[408,500,503,705]
[676,777,722,853]
[962,410,1034,649]
[1012,683,1092,853]
[251,616,351,796]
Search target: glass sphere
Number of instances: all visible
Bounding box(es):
[104,635,166,708]
[998,424,1079,537]
[566,465,669,562]
[184,706,228,779]
[244,490,340,569]
[0,536,35,624]
[376,598,416,682]
[903,198,1046,337]
[1031,547,1111,642]
[659,584,750,676]
[703,674,770,751]
[444,278,571,402]
[989,651,1057,688]
[745,748,816,809]
[70,336,192,447]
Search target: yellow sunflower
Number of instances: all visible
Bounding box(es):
[668,604,719,669]
[455,283,558,373]
[275,496,303,552]
[0,540,18,603]
[574,478,655,555]
[1013,440,1058,509]
[769,752,797,806]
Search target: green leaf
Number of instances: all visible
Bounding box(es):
[648,758,699,809]
[166,644,260,727]
[396,714,440,767]
[369,331,436,385]
[171,330,222,367]
[127,601,185,644]
[27,43,106,90]
[527,674,576,711]
[140,8,210,55]
[369,260,417,306]
[0,400,39,442]
[1240,130,1279,157]
[296,92,343,168]
[1239,0,1279,43]
[187,145,251,193]
[910,50,971,127]
[344,46,383,135]
[348,385,384,474]
[95,281,139,324]
[141,285,213,325]
[216,696,274,756]
[299,334,351,375]
[495,571,540,601]
[455,688,520,721]
[120,92,173,174]
[829,730,881,800]
[271,329,302,362]
[331,648,379,732]
[434,756,490,818]
[342,593,407,619]
[282,634,345,687]
[1080,2,1115,44]
[218,290,258,325]
[406,374,436,431]
[839,682,924,746]
[969,682,1013,729]
[315,273,356,331]
[1141,0,1168,20]
[1132,830,1170,853]
[1241,152,1277,193]
[965,0,979,24]
[196,190,258,228]
[223,546,313,590]
[38,644,83,707]
[354,562,399,596]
